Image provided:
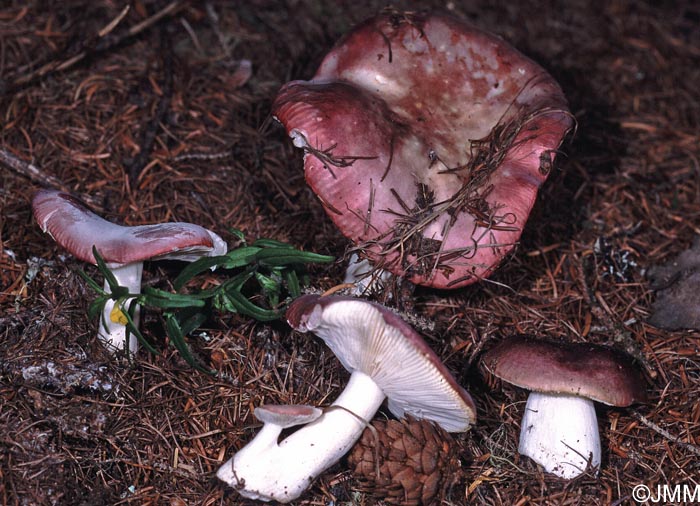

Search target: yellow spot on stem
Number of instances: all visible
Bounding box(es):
[110,305,128,325]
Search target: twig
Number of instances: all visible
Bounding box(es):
[0,148,102,208]
[98,5,131,37]
[631,410,700,457]
[0,148,65,189]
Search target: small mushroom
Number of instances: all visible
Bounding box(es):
[482,336,647,479]
[32,189,227,356]
[217,294,475,502]
[273,11,573,288]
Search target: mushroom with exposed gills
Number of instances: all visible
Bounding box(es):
[32,189,227,356]
[273,11,574,289]
[482,336,647,479]
[216,294,476,502]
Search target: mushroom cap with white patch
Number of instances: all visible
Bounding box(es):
[273,11,574,288]
[32,189,227,267]
[286,294,476,432]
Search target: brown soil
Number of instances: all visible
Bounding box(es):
[1,1,699,505]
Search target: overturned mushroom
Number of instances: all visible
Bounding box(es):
[273,11,573,288]
[482,336,647,479]
[217,404,323,496]
[32,189,227,356]
[217,294,475,502]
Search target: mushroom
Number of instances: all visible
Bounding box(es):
[273,11,574,289]
[216,294,476,502]
[32,189,227,356]
[481,336,647,479]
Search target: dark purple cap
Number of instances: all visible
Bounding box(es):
[482,336,648,406]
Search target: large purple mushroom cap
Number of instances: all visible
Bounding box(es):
[273,11,573,288]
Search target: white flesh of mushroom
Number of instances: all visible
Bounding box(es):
[518,392,601,479]
[343,253,392,296]
[216,371,385,503]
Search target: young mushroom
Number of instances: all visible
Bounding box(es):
[32,189,227,356]
[482,336,647,479]
[273,11,574,288]
[217,294,476,502]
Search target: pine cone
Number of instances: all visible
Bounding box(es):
[347,417,463,505]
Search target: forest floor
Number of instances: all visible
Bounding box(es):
[1,1,699,505]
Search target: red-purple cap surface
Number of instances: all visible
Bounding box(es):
[273,12,573,288]
[32,189,226,267]
[482,336,648,406]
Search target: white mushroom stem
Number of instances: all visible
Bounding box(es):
[518,392,601,479]
[217,371,386,503]
[343,253,392,296]
[99,263,143,356]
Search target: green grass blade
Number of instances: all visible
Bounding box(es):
[283,269,301,298]
[76,268,107,295]
[254,248,334,267]
[225,288,280,321]
[173,255,230,290]
[121,299,158,355]
[141,287,207,308]
[164,314,214,374]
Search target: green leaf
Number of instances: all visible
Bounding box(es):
[225,288,280,321]
[92,247,129,298]
[251,238,296,249]
[178,311,208,336]
[82,232,332,372]
[87,295,110,321]
[220,271,254,293]
[221,246,263,269]
[256,270,284,307]
[120,299,158,355]
[214,291,238,314]
[254,248,334,267]
[173,255,230,290]
[164,313,214,374]
[283,269,301,298]
[76,268,107,295]
[229,228,247,243]
[255,271,281,294]
[141,286,207,308]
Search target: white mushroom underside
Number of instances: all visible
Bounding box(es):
[518,392,601,479]
[308,299,473,432]
[217,371,386,503]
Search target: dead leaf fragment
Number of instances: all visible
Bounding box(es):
[647,236,700,330]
